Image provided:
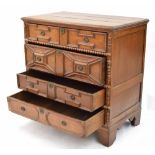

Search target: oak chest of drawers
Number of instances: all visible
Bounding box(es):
[7,12,149,147]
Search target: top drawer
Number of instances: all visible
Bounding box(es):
[24,23,107,53]
[24,24,60,45]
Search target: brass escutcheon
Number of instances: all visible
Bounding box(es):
[56,49,63,54]
[60,28,65,35]
[48,82,54,88]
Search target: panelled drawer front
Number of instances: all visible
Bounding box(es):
[18,74,48,98]
[25,44,105,86]
[25,23,107,53]
[60,29,107,52]
[51,86,105,111]
[25,23,59,44]
[8,91,104,137]
[17,71,105,111]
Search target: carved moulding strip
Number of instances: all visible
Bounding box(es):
[104,32,113,125]
[25,39,111,56]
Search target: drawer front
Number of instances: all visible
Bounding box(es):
[8,91,104,137]
[18,74,48,98]
[25,44,105,86]
[51,86,104,111]
[46,109,104,137]
[25,23,107,53]
[17,72,105,111]
[60,29,107,52]
[8,99,39,121]
[25,23,59,44]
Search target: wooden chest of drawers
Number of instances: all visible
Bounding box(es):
[7,12,149,147]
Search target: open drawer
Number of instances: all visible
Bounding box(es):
[17,70,105,112]
[7,91,104,137]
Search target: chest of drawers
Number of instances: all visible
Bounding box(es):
[7,12,148,147]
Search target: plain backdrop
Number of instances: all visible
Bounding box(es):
[0,0,155,153]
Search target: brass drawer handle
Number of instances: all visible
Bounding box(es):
[27,82,39,93]
[37,57,42,62]
[36,56,42,62]
[61,120,67,126]
[40,31,45,36]
[29,82,35,88]
[21,106,26,112]
[77,65,84,71]
[70,95,75,100]
[83,37,89,43]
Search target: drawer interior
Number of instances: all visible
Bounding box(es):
[21,70,103,93]
[10,91,103,121]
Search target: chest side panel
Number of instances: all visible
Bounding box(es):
[110,25,147,120]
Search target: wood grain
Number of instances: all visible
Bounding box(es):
[7,12,149,147]
[17,70,105,111]
[8,91,104,137]
[22,11,148,30]
[25,44,106,86]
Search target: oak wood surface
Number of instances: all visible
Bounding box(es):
[25,23,107,53]
[8,91,104,137]
[7,12,149,147]
[25,43,106,86]
[22,11,148,30]
[17,70,105,111]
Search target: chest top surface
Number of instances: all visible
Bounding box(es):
[22,11,148,30]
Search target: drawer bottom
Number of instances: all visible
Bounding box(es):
[7,91,104,137]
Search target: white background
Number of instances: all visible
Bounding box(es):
[0,0,155,153]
